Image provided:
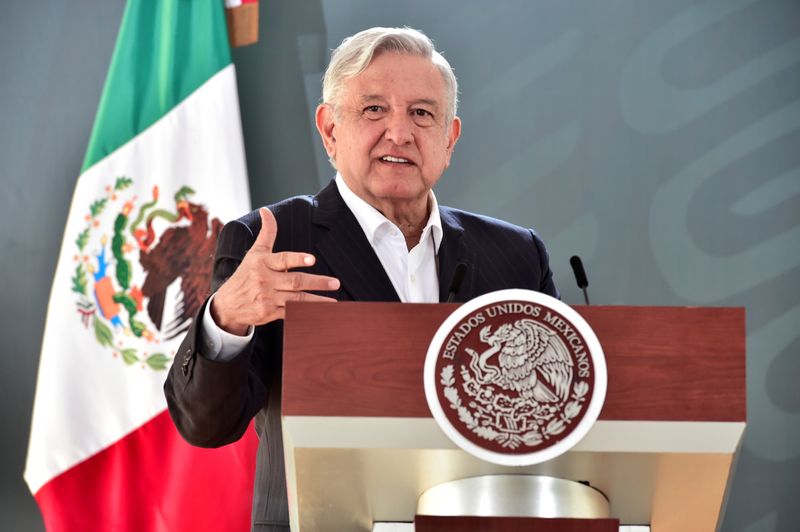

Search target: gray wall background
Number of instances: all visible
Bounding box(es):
[2,0,799,530]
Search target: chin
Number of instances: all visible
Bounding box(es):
[372,183,427,203]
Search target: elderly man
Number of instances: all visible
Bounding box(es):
[165,27,558,531]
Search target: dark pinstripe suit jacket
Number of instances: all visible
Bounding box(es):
[164,180,558,530]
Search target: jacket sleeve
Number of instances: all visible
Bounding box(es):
[164,218,271,448]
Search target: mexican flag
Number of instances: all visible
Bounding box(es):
[24,1,257,530]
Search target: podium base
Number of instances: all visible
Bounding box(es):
[416,475,611,518]
[374,525,649,532]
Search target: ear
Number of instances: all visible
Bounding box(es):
[315,104,337,159]
[444,116,462,167]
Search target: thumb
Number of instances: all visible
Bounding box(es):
[253,207,278,251]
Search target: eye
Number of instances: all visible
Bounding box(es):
[363,105,385,118]
[411,108,435,125]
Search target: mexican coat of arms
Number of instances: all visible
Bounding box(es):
[425,289,606,466]
[70,177,222,370]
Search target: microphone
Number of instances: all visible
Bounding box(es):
[446,263,468,303]
[569,255,590,305]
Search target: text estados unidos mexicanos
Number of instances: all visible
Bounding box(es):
[442,303,591,378]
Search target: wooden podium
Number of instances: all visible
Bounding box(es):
[282,303,746,532]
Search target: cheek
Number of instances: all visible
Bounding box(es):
[347,129,382,157]
[443,147,453,168]
[428,141,452,171]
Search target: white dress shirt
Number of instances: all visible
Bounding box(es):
[200,174,442,361]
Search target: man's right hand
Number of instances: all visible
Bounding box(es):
[210,207,340,335]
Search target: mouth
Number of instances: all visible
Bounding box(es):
[380,155,414,165]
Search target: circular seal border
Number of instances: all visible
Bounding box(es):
[424,289,607,466]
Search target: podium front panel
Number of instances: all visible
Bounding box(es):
[282,303,745,532]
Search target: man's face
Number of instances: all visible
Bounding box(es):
[316,52,461,210]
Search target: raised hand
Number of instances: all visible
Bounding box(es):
[210,207,340,335]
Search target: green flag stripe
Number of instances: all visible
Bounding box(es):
[82,0,232,172]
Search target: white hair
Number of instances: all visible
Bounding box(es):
[322,27,459,124]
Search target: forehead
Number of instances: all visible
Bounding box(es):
[343,52,446,105]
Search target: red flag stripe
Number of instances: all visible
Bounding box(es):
[34,411,258,532]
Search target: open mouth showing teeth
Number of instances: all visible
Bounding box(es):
[381,156,411,164]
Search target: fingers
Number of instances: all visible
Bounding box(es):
[252,291,337,325]
[265,251,317,271]
[274,291,339,305]
[253,207,278,252]
[270,271,340,292]
[258,250,340,291]
[258,291,337,324]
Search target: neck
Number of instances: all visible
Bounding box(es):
[375,196,430,250]
[396,220,425,249]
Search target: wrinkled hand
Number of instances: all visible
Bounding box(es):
[210,207,340,335]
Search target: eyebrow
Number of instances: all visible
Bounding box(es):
[360,95,386,103]
[411,98,439,109]
[360,95,440,109]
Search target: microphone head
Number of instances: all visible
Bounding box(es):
[569,255,588,289]
[451,262,468,289]
[447,263,468,302]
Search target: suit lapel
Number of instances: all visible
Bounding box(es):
[438,207,478,302]
[312,181,400,302]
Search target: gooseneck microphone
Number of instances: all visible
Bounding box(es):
[569,255,590,305]
[446,263,468,303]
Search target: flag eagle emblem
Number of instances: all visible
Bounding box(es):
[70,176,222,370]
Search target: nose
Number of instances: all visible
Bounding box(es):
[383,111,414,145]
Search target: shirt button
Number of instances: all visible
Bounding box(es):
[410,275,416,283]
